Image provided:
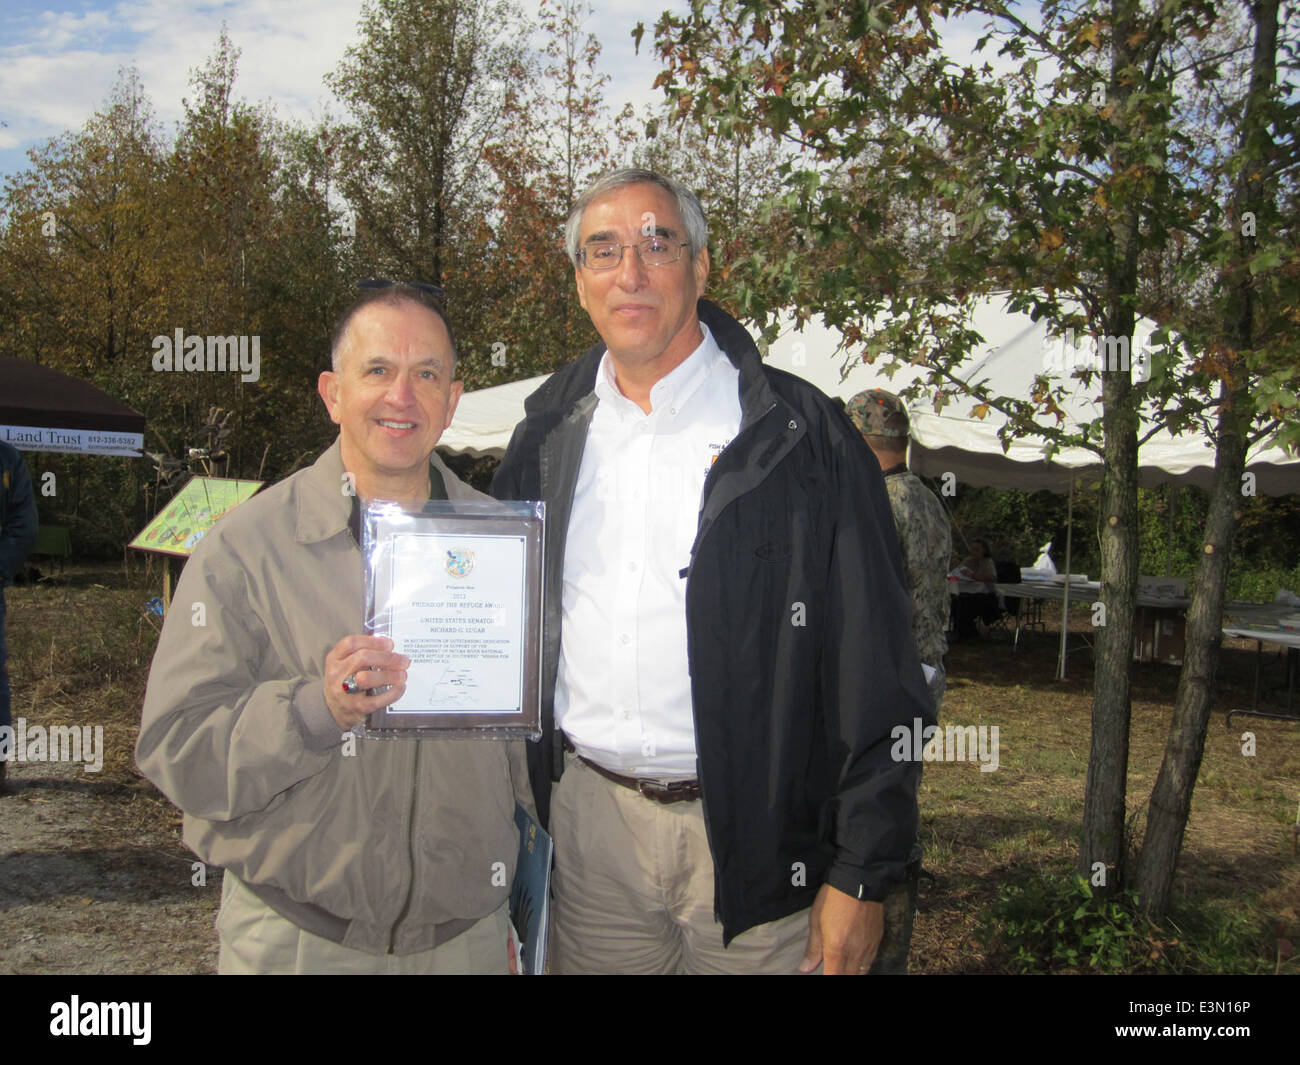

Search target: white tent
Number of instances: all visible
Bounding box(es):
[439,294,1300,496]
[440,374,541,459]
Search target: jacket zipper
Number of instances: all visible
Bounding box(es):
[542,400,596,781]
[686,399,777,572]
[686,398,777,925]
[388,740,420,953]
[378,469,442,954]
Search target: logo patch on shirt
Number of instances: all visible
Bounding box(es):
[706,439,732,475]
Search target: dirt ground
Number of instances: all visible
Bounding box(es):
[0,758,220,974]
[2,566,1297,974]
[0,568,221,974]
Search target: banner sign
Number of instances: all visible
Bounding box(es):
[2,423,144,457]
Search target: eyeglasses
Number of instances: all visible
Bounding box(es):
[355,277,446,301]
[578,237,690,271]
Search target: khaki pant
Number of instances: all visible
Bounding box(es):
[549,751,811,974]
[550,751,920,975]
[216,871,510,974]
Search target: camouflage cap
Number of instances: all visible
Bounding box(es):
[847,389,910,438]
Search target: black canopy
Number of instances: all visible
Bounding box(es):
[0,356,145,456]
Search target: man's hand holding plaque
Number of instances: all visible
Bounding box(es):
[323,634,410,730]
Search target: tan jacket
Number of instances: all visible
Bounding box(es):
[137,440,531,955]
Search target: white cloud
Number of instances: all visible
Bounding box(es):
[0,0,677,176]
[0,0,364,174]
[3,50,138,133]
[8,7,117,51]
[0,0,1054,178]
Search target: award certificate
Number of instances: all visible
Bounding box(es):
[362,500,543,737]
[389,531,524,713]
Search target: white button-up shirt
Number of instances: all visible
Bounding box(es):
[555,324,741,778]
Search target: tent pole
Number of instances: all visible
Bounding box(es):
[1166,483,1177,576]
[1057,472,1075,680]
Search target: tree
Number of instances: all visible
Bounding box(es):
[252,116,358,463]
[0,68,172,551]
[475,0,630,383]
[1133,0,1300,919]
[0,67,169,381]
[327,0,527,290]
[166,28,281,474]
[641,0,1299,904]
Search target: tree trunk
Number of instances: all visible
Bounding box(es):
[1133,0,1278,921]
[1079,323,1140,891]
[1078,0,1143,893]
[1135,410,1248,917]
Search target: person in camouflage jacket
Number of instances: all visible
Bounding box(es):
[847,389,952,716]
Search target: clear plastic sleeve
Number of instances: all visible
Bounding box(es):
[359,498,544,740]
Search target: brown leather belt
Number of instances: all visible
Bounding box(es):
[562,735,700,804]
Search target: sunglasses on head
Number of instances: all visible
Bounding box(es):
[355,278,446,302]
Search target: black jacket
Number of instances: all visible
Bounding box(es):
[492,300,934,942]
[1,441,39,584]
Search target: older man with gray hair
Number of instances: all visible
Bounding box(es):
[494,168,933,974]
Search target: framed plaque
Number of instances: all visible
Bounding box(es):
[361,499,544,739]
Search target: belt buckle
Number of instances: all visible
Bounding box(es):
[637,778,690,803]
[636,778,675,803]
[636,778,664,802]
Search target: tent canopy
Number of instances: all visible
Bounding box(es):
[1,356,145,457]
[438,295,1300,497]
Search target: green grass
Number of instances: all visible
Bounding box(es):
[916,618,1300,973]
[7,565,161,779]
[5,563,1298,973]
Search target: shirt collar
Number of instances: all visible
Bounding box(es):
[296,438,452,546]
[593,322,722,420]
[346,463,446,544]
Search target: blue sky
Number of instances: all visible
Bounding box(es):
[0,0,689,181]
[0,0,1006,184]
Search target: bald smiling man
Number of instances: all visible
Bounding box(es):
[138,284,531,974]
